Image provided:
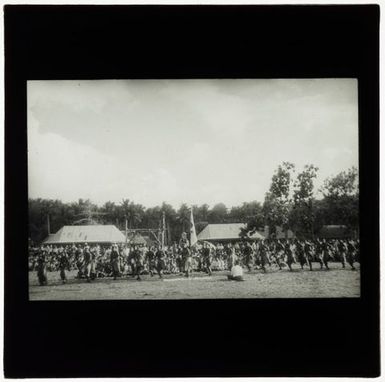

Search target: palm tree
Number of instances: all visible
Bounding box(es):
[102,201,117,223]
[121,199,144,229]
[129,203,144,228]
[72,199,105,225]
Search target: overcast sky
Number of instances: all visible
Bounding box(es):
[28,79,358,209]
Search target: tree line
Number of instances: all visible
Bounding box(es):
[29,163,358,244]
[241,163,358,240]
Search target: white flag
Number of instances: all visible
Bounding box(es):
[190,207,198,246]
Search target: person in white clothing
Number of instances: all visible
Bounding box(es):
[228,260,244,281]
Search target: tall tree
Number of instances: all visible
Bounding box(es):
[101,201,118,224]
[177,203,190,233]
[197,204,210,221]
[160,202,177,243]
[229,201,262,223]
[120,199,145,229]
[320,166,359,234]
[290,164,319,238]
[143,206,161,229]
[208,203,228,223]
[263,162,295,238]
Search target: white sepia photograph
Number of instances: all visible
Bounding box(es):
[28,79,360,300]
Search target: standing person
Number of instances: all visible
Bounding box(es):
[217,243,225,270]
[122,245,130,276]
[52,245,58,263]
[304,240,313,271]
[103,246,111,276]
[272,239,284,269]
[226,244,237,271]
[127,246,135,277]
[96,248,106,278]
[163,246,171,274]
[202,242,212,276]
[67,243,75,271]
[178,232,192,277]
[179,232,189,248]
[253,241,261,269]
[192,245,201,272]
[259,239,270,273]
[75,245,84,279]
[320,239,330,270]
[243,242,254,272]
[171,243,180,273]
[146,246,156,277]
[118,244,126,274]
[181,243,192,278]
[134,245,145,281]
[177,248,184,274]
[296,239,307,270]
[58,249,70,284]
[338,239,348,269]
[346,239,357,270]
[83,243,92,282]
[168,248,178,274]
[140,244,148,273]
[110,244,121,280]
[37,248,48,286]
[89,246,98,280]
[284,239,294,271]
[155,245,166,279]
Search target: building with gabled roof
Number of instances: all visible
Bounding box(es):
[197,223,265,242]
[197,223,295,242]
[43,225,126,245]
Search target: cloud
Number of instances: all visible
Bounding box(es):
[28,118,183,207]
[28,114,121,203]
[28,79,359,208]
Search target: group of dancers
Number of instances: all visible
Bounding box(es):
[29,232,360,286]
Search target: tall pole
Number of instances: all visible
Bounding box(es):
[167,222,171,245]
[125,219,128,244]
[47,214,51,235]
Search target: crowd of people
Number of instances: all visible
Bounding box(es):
[29,232,360,286]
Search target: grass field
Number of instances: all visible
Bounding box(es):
[29,262,360,300]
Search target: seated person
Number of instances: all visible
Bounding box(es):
[228,261,244,281]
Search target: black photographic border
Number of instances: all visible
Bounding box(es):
[4,5,380,377]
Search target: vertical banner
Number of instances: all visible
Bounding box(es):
[190,207,198,246]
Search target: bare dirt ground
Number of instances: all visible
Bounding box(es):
[29,262,360,300]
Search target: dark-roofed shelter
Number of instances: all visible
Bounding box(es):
[43,225,126,245]
[128,233,148,246]
[197,223,265,243]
